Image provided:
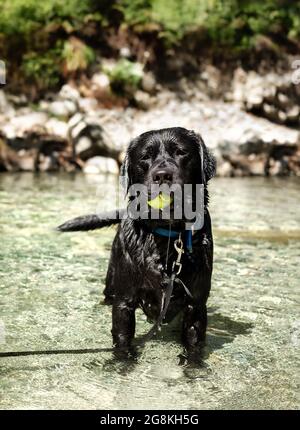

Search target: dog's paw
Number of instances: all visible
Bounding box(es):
[113,345,138,362]
[178,344,207,367]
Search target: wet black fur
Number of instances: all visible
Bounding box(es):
[57,127,216,356]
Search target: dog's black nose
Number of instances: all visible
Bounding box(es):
[152,168,173,184]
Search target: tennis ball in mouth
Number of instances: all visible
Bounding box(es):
[147,193,173,210]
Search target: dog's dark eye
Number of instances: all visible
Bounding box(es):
[175,149,188,157]
[140,154,149,161]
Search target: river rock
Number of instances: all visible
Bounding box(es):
[286,105,300,122]
[219,114,299,157]
[16,149,35,171]
[0,90,7,113]
[217,160,233,177]
[69,114,121,162]
[78,97,98,113]
[6,94,28,107]
[247,154,266,176]
[0,121,74,172]
[200,65,223,97]
[230,69,300,126]
[0,136,21,171]
[89,72,112,102]
[83,156,119,175]
[91,73,110,90]
[2,112,49,138]
[223,153,267,176]
[134,90,153,110]
[45,118,69,140]
[141,72,157,94]
[59,84,81,102]
[0,90,14,115]
[48,100,77,118]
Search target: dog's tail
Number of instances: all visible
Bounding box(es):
[56,209,127,232]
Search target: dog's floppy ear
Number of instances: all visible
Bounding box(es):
[120,151,131,194]
[201,136,217,182]
[120,136,141,193]
[189,131,216,183]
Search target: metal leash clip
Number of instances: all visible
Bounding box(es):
[172,236,184,275]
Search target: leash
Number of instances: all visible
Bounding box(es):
[0,347,115,358]
[137,234,188,346]
[153,227,194,252]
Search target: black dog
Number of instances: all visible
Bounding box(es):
[58,127,216,356]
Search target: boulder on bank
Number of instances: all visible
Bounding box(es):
[216,107,300,176]
[83,156,119,175]
[69,113,121,163]
[0,90,15,116]
[2,112,48,138]
[229,68,300,127]
[0,134,21,171]
[1,129,76,172]
[0,97,122,172]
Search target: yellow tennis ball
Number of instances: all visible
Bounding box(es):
[148,193,173,210]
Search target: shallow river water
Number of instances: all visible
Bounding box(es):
[0,173,299,409]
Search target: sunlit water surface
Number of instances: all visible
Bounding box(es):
[0,173,299,409]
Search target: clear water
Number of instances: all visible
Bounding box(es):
[0,173,299,410]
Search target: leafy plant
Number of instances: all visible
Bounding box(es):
[105,59,143,96]
[62,37,95,75]
[22,44,63,89]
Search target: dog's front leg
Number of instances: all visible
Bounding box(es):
[182,303,207,353]
[112,298,136,349]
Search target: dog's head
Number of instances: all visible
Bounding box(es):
[121,127,216,191]
[120,127,216,227]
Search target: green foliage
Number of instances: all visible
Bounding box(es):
[0,0,299,92]
[203,0,300,51]
[105,59,143,95]
[117,0,153,26]
[0,0,111,91]
[119,0,300,48]
[62,38,95,73]
[2,0,299,49]
[119,0,207,44]
[22,44,63,89]
[0,0,92,35]
[21,38,95,90]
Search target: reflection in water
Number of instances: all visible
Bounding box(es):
[0,173,299,409]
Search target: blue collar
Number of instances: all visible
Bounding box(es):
[153,228,193,252]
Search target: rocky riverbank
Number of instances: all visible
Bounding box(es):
[0,65,299,177]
